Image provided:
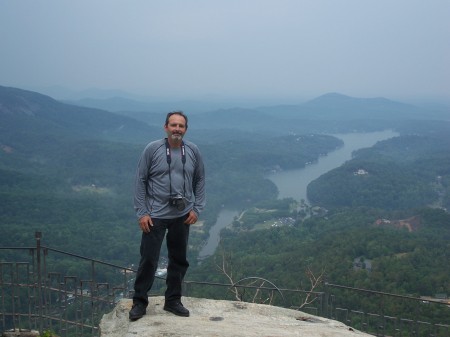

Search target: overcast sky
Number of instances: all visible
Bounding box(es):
[1,0,449,103]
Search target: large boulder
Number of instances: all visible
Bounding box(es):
[100,296,370,337]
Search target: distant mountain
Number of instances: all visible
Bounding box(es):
[106,92,450,135]
[64,96,158,112]
[257,93,449,120]
[190,107,279,131]
[34,85,149,101]
[2,86,449,146]
[0,85,160,145]
[303,93,422,118]
[188,93,434,134]
[62,96,244,114]
[55,90,450,133]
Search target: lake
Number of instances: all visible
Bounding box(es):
[198,209,239,258]
[267,130,399,203]
[198,130,399,258]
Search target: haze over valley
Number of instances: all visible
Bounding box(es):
[1,83,450,331]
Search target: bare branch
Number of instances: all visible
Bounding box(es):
[215,245,241,301]
[298,266,325,309]
[215,245,325,308]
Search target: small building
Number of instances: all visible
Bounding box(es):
[353,169,368,176]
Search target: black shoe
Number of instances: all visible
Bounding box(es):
[129,302,146,321]
[163,301,190,317]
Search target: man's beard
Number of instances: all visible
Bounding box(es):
[170,133,183,141]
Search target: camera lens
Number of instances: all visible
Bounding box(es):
[176,198,185,211]
[170,197,185,211]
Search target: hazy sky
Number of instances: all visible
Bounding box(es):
[1,0,449,103]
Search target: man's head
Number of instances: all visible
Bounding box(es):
[164,111,188,145]
[165,111,188,129]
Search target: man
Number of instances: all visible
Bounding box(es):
[129,111,206,321]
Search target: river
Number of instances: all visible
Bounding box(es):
[198,209,239,258]
[198,130,399,258]
[267,130,399,203]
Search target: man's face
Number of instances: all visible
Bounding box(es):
[164,114,187,142]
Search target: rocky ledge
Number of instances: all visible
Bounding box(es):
[100,296,371,337]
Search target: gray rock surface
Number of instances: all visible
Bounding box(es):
[100,296,371,337]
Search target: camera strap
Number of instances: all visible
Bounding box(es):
[165,139,186,198]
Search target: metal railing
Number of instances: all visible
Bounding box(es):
[1,232,449,337]
[0,232,140,337]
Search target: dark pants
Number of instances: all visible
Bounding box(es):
[132,215,190,306]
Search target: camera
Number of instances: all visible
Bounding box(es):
[169,196,186,211]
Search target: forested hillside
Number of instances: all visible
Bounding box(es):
[190,207,450,296]
[188,206,450,325]
[1,86,449,324]
[307,131,450,210]
[0,86,342,262]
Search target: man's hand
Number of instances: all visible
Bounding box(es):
[184,210,198,225]
[139,215,153,233]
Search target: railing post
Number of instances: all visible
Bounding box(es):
[323,280,330,319]
[35,231,43,334]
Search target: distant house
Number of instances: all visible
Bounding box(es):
[353,169,368,176]
[271,217,295,228]
[353,256,372,271]
[435,293,448,300]
[311,206,328,216]
[374,216,421,232]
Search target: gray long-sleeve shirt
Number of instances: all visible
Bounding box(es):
[134,138,206,219]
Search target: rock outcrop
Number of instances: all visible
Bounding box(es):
[100,296,371,337]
